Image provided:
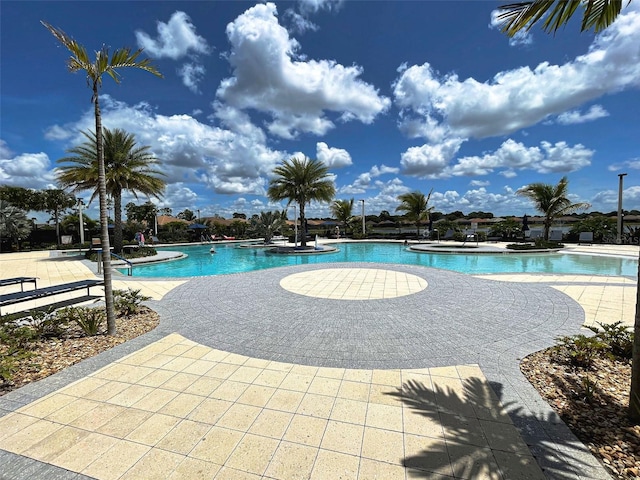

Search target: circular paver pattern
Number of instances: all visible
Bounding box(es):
[153,262,585,369]
[279,267,428,300]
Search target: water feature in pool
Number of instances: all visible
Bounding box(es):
[118,242,638,278]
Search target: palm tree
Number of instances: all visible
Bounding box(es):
[497,0,626,36]
[516,177,589,241]
[330,199,354,238]
[496,1,640,424]
[57,128,165,254]
[267,156,336,247]
[42,21,162,335]
[250,210,286,244]
[395,190,433,237]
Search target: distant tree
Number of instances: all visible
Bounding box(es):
[158,207,172,216]
[0,200,32,251]
[57,128,165,254]
[232,212,247,219]
[61,212,98,240]
[379,210,393,222]
[267,156,335,247]
[330,199,354,237]
[38,189,77,246]
[42,20,162,336]
[467,211,494,219]
[0,186,39,210]
[489,217,523,240]
[569,215,616,243]
[126,201,158,227]
[177,209,196,221]
[445,211,465,221]
[396,190,433,237]
[516,176,590,241]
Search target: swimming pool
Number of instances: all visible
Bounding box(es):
[120,242,639,278]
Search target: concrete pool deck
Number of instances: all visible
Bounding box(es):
[0,243,638,479]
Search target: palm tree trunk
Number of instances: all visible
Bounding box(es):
[94,87,117,335]
[299,202,306,247]
[113,190,123,254]
[629,249,640,422]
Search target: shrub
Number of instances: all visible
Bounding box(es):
[553,334,608,368]
[586,321,633,359]
[57,306,105,336]
[25,308,69,338]
[114,288,151,317]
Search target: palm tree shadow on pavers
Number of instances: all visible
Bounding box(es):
[385,377,605,479]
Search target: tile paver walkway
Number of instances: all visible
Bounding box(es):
[1,244,637,479]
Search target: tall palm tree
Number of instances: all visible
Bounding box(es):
[57,128,166,254]
[496,3,640,424]
[267,156,335,247]
[42,21,162,335]
[497,0,626,36]
[396,190,433,237]
[516,176,589,241]
[330,199,354,238]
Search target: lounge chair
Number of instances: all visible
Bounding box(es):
[442,229,455,241]
[549,230,563,242]
[223,235,236,240]
[528,229,543,241]
[578,231,593,245]
[462,230,478,245]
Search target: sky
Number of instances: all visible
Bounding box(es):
[1,0,639,222]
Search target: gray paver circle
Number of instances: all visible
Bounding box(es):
[154,262,585,369]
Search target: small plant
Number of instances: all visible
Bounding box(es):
[25,308,69,338]
[57,306,105,336]
[114,288,150,317]
[553,334,608,368]
[581,375,598,403]
[586,321,633,359]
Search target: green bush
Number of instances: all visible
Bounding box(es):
[57,306,105,336]
[553,334,608,368]
[586,321,633,359]
[25,308,69,338]
[114,288,151,317]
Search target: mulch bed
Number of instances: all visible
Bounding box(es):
[0,307,159,396]
[522,350,640,479]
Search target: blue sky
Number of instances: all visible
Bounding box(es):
[2,0,639,221]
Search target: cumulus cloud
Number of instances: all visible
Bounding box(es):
[394,7,640,141]
[217,3,390,139]
[178,63,206,94]
[556,105,609,124]
[298,0,343,14]
[136,11,211,59]
[49,95,286,196]
[316,142,352,168]
[0,149,55,188]
[400,138,593,179]
[470,179,490,187]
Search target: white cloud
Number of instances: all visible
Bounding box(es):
[135,11,211,59]
[178,63,206,94]
[400,138,593,179]
[470,180,490,187]
[298,0,343,15]
[49,95,286,197]
[349,164,400,190]
[217,3,390,139]
[400,138,464,178]
[393,7,640,141]
[284,9,318,34]
[489,9,533,47]
[316,142,352,168]
[608,158,640,171]
[556,105,609,124]
[0,150,55,188]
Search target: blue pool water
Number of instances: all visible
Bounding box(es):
[120,242,639,278]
